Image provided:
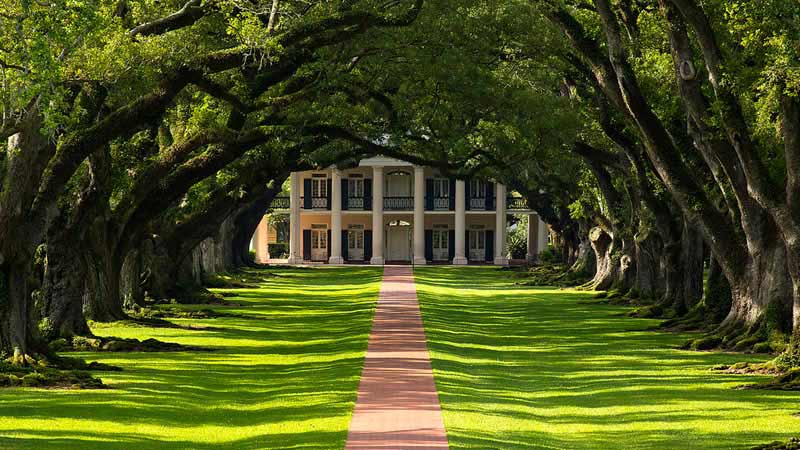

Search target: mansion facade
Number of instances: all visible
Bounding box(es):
[252,156,549,265]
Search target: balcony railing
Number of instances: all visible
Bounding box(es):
[469,197,487,210]
[433,197,449,210]
[311,196,328,209]
[270,196,290,210]
[299,196,329,209]
[384,196,414,211]
[347,196,365,210]
[506,196,529,210]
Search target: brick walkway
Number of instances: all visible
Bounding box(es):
[345,266,449,450]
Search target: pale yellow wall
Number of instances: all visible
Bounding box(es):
[341,213,373,229]
[424,214,454,229]
[300,213,331,230]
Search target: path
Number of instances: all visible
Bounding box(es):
[345,266,449,450]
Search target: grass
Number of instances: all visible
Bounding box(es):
[414,266,800,450]
[0,266,382,450]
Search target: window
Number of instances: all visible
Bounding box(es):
[348,178,364,197]
[433,179,449,197]
[470,180,486,198]
[311,174,327,198]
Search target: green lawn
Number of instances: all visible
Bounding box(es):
[0,267,382,450]
[414,266,800,450]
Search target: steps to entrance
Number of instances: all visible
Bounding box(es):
[345,266,449,450]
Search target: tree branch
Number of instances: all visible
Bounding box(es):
[128,0,207,38]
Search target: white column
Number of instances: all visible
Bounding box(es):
[526,214,539,263]
[288,172,303,264]
[254,215,271,263]
[413,166,427,265]
[329,169,344,264]
[494,183,509,265]
[370,166,385,265]
[537,216,549,253]
[453,179,468,265]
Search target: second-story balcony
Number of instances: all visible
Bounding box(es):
[311,196,328,209]
[384,196,414,211]
[432,196,450,211]
[300,196,329,209]
[347,196,365,210]
[269,196,290,210]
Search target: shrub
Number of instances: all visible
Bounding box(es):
[538,245,562,264]
[268,243,288,258]
[21,372,46,387]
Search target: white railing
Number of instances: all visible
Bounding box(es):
[347,197,364,209]
[311,197,328,209]
[469,198,486,210]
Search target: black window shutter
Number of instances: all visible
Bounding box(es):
[449,180,456,210]
[425,230,433,261]
[342,231,349,261]
[425,179,434,210]
[341,179,349,210]
[465,180,471,211]
[364,230,373,260]
[303,179,312,209]
[486,182,495,210]
[448,230,455,260]
[302,230,312,260]
[327,229,332,258]
[326,179,332,210]
[364,179,372,210]
[485,230,494,262]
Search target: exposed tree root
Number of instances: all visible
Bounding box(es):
[56,335,212,353]
[751,438,800,450]
[129,306,229,321]
[711,361,783,376]
[0,352,117,389]
[680,309,789,354]
[735,369,800,391]
[517,262,592,287]
[203,272,262,289]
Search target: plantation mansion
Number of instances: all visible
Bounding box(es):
[252,156,549,265]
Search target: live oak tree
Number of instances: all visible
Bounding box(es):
[0,0,426,358]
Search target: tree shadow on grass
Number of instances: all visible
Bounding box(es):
[0,266,383,450]
[414,266,800,450]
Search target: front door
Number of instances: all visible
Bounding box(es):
[348,226,365,261]
[311,225,328,261]
[386,221,411,261]
[432,229,449,261]
[469,230,485,261]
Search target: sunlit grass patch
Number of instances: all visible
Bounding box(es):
[0,266,381,450]
[415,266,800,450]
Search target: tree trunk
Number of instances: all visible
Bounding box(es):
[231,204,266,268]
[569,235,596,277]
[0,263,38,356]
[41,241,92,339]
[589,226,617,290]
[722,239,792,333]
[120,249,145,309]
[634,228,664,299]
[679,219,705,313]
[84,250,126,322]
